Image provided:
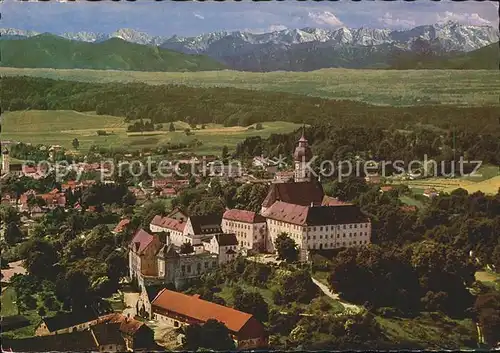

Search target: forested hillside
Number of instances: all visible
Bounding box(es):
[0,34,226,71]
[2,76,499,136]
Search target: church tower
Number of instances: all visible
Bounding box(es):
[1,149,10,175]
[293,126,312,183]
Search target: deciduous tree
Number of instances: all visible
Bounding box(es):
[275,233,299,263]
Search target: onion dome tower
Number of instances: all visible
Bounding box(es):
[293,126,312,183]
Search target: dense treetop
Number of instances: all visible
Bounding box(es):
[2,76,499,135]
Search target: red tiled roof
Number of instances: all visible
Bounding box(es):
[264,201,369,226]
[22,166,37,174]
[160,217,185,232]
[322,196,351,206]
[129,229,155,254]
[152,289,254,333]
[151,215,186,232]
[262,181,324,208]
[98,313,145,335]
[223,209,266,223]
[380,186,394,192]
[152,178,175,187]
[113,219,130,233]
[400,205,418,212]
[161,188,177,195]
[151,215,164,227]
[32,193,66,206]
[263,202,309,225]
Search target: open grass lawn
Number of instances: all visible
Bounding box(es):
[215,279,344,316]
[461,164,499,182]
[376,312,477,349]
[0,286,40,338]
[1,286,19,317]
[2,110,302,155]
[393,165,499,196]
[1,67,498,107]
[311,270,330,287]
[216,281,278,309]
[442,175,500,195]
[2,110,127,152]
[399,195,425,209]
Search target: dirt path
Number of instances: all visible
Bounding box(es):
[122,291,140,317]
[311,277,361,314]
[1,260,26,283]
[147,321,182,350]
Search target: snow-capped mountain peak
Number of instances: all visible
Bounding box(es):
[1,22,497,51]
[0,22,497,71]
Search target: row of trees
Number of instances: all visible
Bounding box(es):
[236,125,500,166]
[327,242,475,317]
[3,76,499,133]
[8,213,128,316]
[0,173,62,203]
[171,177,269,216]
[127,119,162,133]
[315,175,500,273]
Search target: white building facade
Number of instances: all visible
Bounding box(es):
[264,201,371,261]
[222,209,267,253]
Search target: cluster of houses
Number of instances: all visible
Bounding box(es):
[2,133,376,352]
[2,289,269,352]
[0,145,110,179]
[2,312,157,352]
[119,133,374,350]
[1,180,99,218]
[127,132,373,289]
[128,177,197,202]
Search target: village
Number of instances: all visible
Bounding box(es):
[0,132,382,351]
[2,119,500,351]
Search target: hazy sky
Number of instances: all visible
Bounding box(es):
[1,0,498,36]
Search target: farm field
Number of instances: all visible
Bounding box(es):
[391,165,499,196]
[444,176,500,195]
[475,270,500,291]
[1,67,499,106]
[400,178,499,196]
[1,110,302,155]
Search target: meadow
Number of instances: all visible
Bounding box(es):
[1,67,498,107]
[1,110,302,155]
[391,165,499,196]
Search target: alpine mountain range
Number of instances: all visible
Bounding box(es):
[1,21,498,71]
